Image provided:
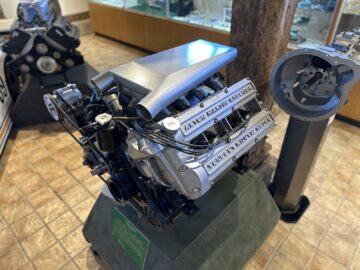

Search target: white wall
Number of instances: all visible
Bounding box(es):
[59,0,88,16]
[0,0,89,18]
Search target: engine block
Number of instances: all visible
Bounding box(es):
[3,0,84,98]
[44,40,275,227]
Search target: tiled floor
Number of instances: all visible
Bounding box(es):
[0,34,359,270]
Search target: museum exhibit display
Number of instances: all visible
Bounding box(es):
[44,39,280,269]
[42,27,360,268]
[270,31,360,221]
[0,0,359,268]
[290,0,338,46]
[0,0,95,127]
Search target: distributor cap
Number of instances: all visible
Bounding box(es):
[270,32,360,122]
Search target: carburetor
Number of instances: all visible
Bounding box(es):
[44,40,275,227]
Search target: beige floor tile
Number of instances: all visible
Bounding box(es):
[0,216,5,231]
[28,186,58,209]
[319,217,359,266]
[70,166,92,182]
[33,243,69,270]
[13,139,39,154]
[350,244,360,270]
[41,139,67,153]
[60,226,88,257]
[304,181,320,198]
[31,156,68,182]
[303,201,335,230]
[18,262,35,270]
[52,146,77,159]
[60,261,79,270]
[22,147,50,164]
[0,174,14,191]
[61,185,91,207]
[59,153,83,171]
[276,233,315,269]
[333,159,359,179]
[74,248,104,270]
[36,198,68,224]
[329,216,360,242]
[266,249,301,270]
[309,251,346,270]
[0,186,22,208]
[349,135,360,151]
[292,217,325,247]
[0,142,20,162]
[275,220,293,234]
[82,177,104,195]
[312,188,344,212]
[11,127,47,143]
[4,158,29,175]
[72,197,95,222]
[35,133,60,146]
[9,166,37,185]
[50,174,79,195]
[16,174,47,195]
[11,212,44,240]
[0,199,33,224]
[242,259,262,270]
[322,170,352,196]
[263,224,287,249]
[0,228,17,254]
[347,179,360,207]
[21,227,56,258]
[246,242,274,270]
[318,232,354,266]
[48,211,81,239]
[337,199,360,225]
[58,133,78,146]
[0,245,28,270]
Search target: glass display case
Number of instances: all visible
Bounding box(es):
[336,0,360,35]
[289,0,339,48]
[91,0,140,9]
[90,0,232,31]
[89,0,359,49]
[170,0,232,32]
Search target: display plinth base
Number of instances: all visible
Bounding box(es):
[83,170,280,270]
[10,62,98,127]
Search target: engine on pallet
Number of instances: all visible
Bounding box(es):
[44,40,275,227]
[3,0,84,99]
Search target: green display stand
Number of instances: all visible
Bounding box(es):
[83,170,280,270]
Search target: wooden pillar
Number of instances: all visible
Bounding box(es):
[227,0,299,168]
[0,5,4,19]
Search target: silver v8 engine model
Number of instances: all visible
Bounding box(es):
[44,40,275,227]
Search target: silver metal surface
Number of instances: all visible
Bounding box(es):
[127,97,275,200]
[109,40,237,120]
[173,78,257,141]
[36,56,57,74]
[270,32,360,122]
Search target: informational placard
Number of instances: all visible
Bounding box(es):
[0,50,13,154]
[112,208,149,270]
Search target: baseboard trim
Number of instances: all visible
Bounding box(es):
[65,12,90,22]
[335,114,360,127]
